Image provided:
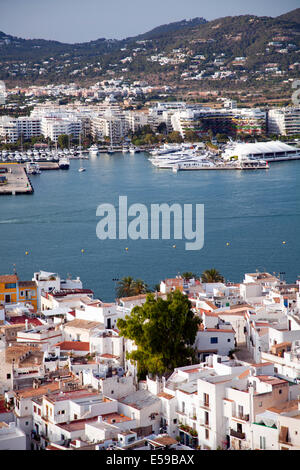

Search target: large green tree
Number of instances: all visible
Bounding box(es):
[117,290,200,378]
[57,134,69,149]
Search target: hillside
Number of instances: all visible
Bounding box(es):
[0,9,299,88]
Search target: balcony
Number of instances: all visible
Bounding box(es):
[233,413,250,422]
[230,429,245,440]
[199,401,210,410]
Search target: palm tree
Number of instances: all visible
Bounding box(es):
[116,277,148,298]
[132,279,148,295]
[201,269,224,283]
[116,276,136,298]
[182,272,199,280]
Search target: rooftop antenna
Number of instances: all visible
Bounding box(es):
[13,263,17,275]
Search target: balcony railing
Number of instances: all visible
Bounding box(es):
[230,429,245,440]
[199,401,210,409]
[233,414,250,422]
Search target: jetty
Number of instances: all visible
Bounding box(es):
[0,163,33,195]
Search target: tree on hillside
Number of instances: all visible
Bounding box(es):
[117,290,200,378]
[201,269,224,283]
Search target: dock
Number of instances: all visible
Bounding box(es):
[0,163,33,195]
[37,162,60,170]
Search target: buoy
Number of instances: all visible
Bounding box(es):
[173,245,176,248]
[282,241,286,245]
[125,247,128,251]
[226,242,230,246]
[81,249,85,253]
[25,251,29,255]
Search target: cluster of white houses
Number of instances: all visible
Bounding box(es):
[0,269,300,450]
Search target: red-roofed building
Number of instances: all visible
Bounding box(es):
[55,341,90,356]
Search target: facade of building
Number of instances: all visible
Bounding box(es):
[268,107,300,136]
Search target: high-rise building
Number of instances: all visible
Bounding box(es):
[0,81,6,105]
[268,107,300,136]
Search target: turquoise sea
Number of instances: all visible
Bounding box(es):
[0,152,299,301]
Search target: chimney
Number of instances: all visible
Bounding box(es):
[98,415,103,423]
[25,319,29,331]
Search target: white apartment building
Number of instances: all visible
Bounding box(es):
[125,111,148,133]
[268,107,300,136]
[0,116,41,143]
[91,114,126,144]
[0,81,6,105]
[40,116,82,142]
[0,116,18,143]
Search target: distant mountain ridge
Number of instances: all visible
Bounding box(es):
[0,9,299,85]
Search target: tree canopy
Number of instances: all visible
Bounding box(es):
[182,272,199,280]
[201,268,224,283]
[117,290,200,378]
[116,276,149,298]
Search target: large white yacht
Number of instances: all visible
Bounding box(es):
[88,144,99,156]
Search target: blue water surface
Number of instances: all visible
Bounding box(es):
[0,153,299,301]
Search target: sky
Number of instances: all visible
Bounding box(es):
[0,0,299,43]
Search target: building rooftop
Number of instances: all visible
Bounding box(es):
[55,341,90,352]
[0,274,18,283]
[64,319,103,330]
[119,390,160,410]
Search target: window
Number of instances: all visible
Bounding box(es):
[204,393,209,407]
[205,411,209,425]
[227,338,231,342]
[210,337,218,344]
[20,291,24,297]
[5,283,16,289]
[6,374,11,379]
[260,436,266,450]
[205,429,209,440]
[182,402,185,413]
[25,422,29,426]
[259,402,263,407]
[279,389,282,394]
[173,419,177,424]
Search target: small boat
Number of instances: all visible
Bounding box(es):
[78,167,86,172]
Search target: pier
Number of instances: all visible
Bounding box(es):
[0,163,33,195]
